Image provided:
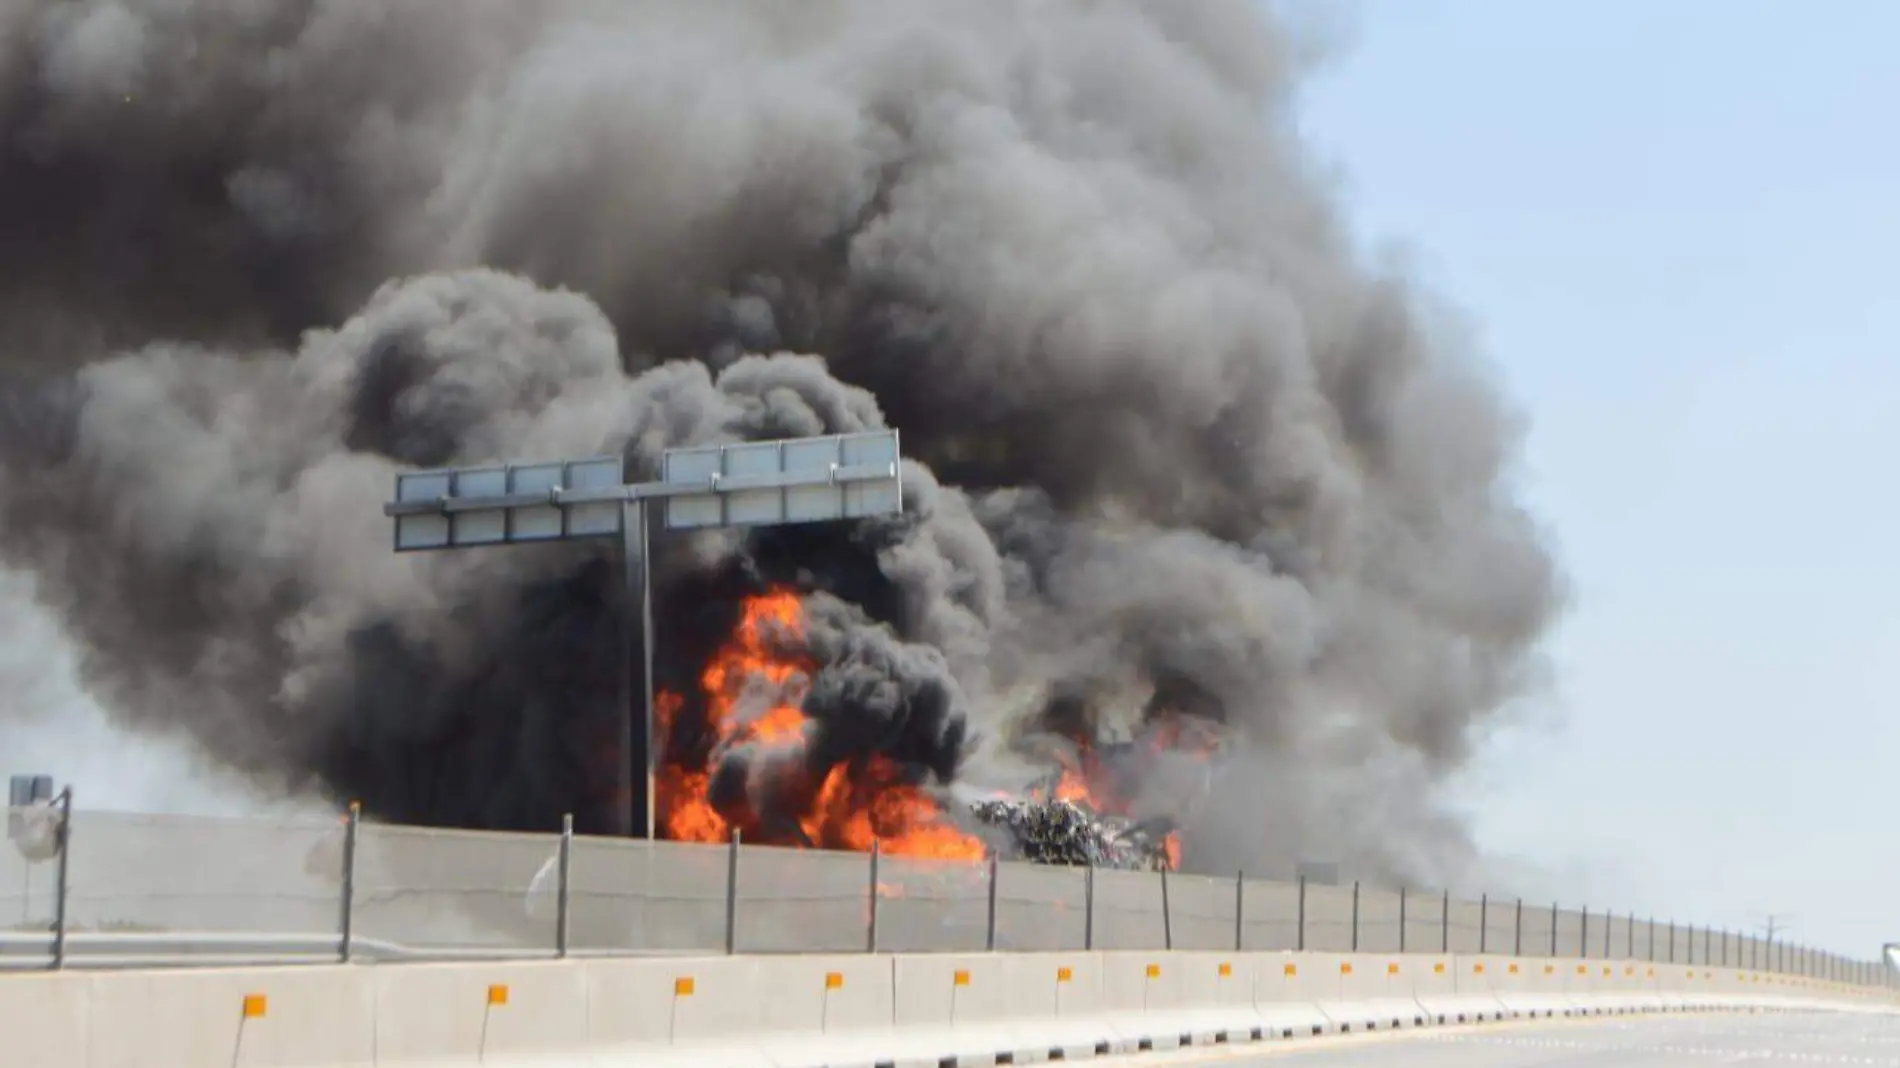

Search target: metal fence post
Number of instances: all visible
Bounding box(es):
[338,801,359,964]
[1580,906,1588,959]
[1233,872,1244,952]
[1349,880,1359,953]
[1479,894,1488,954]
[1399,886,1407,953]
[1296,875,1306,952]
[1160,865,1173,951]
[1626,912,1633,959]
[1440,889,1449,953]
[1668,920,1675,964]
[1514,898,1523,957]
[1603,910,1610,959]
[51,787,72,971]
[1084,865,1096,951]
[557,813,574,958]
[866,839,880,953]
[1549,902,1557,957]
[724,828,741,955]
[986,854,1000,952]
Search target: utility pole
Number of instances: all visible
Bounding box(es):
[1758,913,1793,973]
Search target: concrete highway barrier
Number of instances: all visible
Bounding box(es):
[1,950,1892,1068]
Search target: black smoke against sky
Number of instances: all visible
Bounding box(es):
[0,0,1562,886]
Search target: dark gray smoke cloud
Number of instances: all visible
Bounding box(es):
[0,0,1562,887]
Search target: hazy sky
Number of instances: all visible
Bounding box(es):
[1294,1,1899,956]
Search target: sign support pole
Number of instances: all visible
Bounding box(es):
[382,429,903,843]
[623,498,656,843]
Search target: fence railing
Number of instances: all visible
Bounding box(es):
[1,801,1891,987]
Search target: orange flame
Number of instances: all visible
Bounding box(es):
[1036,717,1219,872]
[656,589,985,861]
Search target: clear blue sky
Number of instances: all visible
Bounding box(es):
[1293,0,1900,956]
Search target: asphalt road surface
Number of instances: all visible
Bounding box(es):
[1110,1013,1900,1067]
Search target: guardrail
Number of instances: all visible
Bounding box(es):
[3,802,1890,988]
[2,949,1894,1068]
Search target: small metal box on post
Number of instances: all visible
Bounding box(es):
[10,777,75,971]
[6,774,63,946]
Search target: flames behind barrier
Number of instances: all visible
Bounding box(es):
[0,0,1561,886]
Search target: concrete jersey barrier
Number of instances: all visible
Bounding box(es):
[1,950,1894,1068]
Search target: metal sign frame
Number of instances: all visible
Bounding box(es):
[380,429,904,840]
[385,429,901,552]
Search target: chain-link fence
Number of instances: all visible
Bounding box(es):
[1,802,1890,987]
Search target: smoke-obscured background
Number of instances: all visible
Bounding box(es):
[0,0,1562,889]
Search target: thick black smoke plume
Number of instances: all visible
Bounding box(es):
[0,0,1562,886]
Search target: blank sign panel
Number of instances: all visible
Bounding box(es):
[563,457,625,538]
[508,463,564,542]
[450,468,509,546]
[393,472,453,551]
[660,429,902,531]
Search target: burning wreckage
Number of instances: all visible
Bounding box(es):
[967,792,1181,873]
[654,588,1219,873]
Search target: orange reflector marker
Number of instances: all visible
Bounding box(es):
[674,978,695,997]
[1434,962,1446,974]
[1602,967,1611,977]
[953,970,971,987]
[1545,965,1555,975]
[1219,963,1233,978]
[1474,964,1486,974]
[1625,966,1635,976]
[242,994,268,1020]
[1387,963,1399,975]
[1509,964,1520,975]
[1056,967,1073,983]
[1339,963,1352,976]
[487,984,509,1007]
[1284,964,1298,977]
[1145,964,1161,979]
[1576,966,1586,975]
[825,973,844,990]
